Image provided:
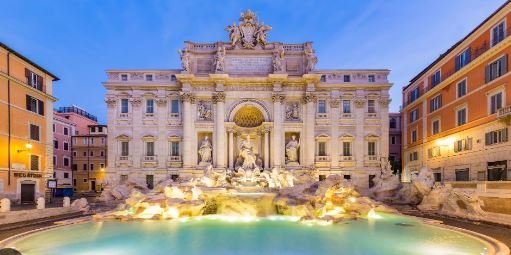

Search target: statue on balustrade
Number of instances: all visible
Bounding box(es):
[285,135,300,166]
[198,136,212,165]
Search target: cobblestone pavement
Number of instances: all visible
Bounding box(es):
[401,210,511,248]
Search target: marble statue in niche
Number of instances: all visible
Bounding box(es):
[197,101,213,121]
[285,135,300,166]
[198,136,213,165]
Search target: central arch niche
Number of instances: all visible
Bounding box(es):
[233,105,265,128]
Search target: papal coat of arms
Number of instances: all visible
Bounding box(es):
[226,9,272,49]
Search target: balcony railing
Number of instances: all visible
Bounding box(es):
[315,156,330,162]
[119,113,130,118]
[365,113,377,119]
[168,155,182,162]
[365,155,378,161]
[144,113,155,118]
[118,156,130,161]
[403,28,511,107]
[497,105,511,119]
[143,155,157,161]
[316,113,328,119]
[341,156,354,161]
[341,113,352,118]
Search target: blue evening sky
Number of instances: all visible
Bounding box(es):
[0,0,504,123]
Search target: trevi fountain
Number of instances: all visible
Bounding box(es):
[0,9,508,255]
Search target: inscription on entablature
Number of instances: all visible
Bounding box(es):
[225,57,272,74]
[285,59,301,72]
[197,58,213,73]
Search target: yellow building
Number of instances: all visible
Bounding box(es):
[0,42,59,203]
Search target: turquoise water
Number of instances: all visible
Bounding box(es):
[10,214,490,255]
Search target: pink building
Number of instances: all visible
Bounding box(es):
[389,112,402,173]
[56,106,98,136]
[53,111,76,188]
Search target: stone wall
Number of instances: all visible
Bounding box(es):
[0,207,81,225]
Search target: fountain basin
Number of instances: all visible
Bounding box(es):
[1,213,508,255]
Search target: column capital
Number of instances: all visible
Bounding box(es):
[302,94,317,104]
[213,92,226,103]
[329,99,340,108]
[272,93,286,103]
[353,97,366,108]
[180,92,196,103]
[156,97,167,106]
[105,97,117,108]
[379,97,392,107]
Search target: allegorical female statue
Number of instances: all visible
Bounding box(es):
[285,135,300,165]
[178,48,190,72]
[198,136,212,165]
[239,135,257,170]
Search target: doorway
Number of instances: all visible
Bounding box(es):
[20,183,35,204]
[91,180,96,192]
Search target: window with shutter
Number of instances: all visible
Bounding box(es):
[30,155,39,171]
[30,124,40,141]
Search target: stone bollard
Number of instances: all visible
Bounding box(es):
[63,197,70,207]
[0,198,10,213]
[36,197,45,209]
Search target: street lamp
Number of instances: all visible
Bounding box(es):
[17,143,32,153]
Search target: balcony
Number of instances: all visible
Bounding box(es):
[119,113,130,118]
[497,105,511,119]
[144,113,155,118]
[116,156,132,167]
[365,155,378,161]
[168,155,181,161]
[403,28,511,108]
[365,113,378,119]
[167,155,182,167]
[316,113,328,119]
[340,156,354,161]
[143,155,157,162]
[341,113,352,118]
[315,155,330,162]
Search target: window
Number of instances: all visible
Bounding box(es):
[389,118,397,129]
[434,172,442,182]
[90,164,94,170]
[30,155,39,170]
[98,126,103,132]
[411,129,417,143]
[90,151,94,157]
[100,163,105,169]
[409,151,418,161]
[427,146,441,158]
[410,87,420,103]
[83,164,87,170]
[456,107,467,126]
[100,151,104,157]
[83,179,88,183]
[367,142,376,156]
[342,142,351,156]
[146,142,155,156]
[121,141,129,156]
[64,173,69,178]
[455,169,470,181]
[409,108,418,123]
[367,100,376,113]
[457,79,467,98]
[320,75,326,82]
[64,157,70,167]
[342,100,351,113]
[72,164,77,171]
[430,70,441,88]
[83,138,87,145]
[454,138,473,152]
[101,137,105,144]
[490,92,503,114]
[121,175,129,182]
[53,124,55,132]
[26,95,44,115]
[30,124,40,141]
[171,99,180,115]
[25,69,43,91]
[54,140,59,149]
[432,119,440,135]
[486,55,508,83]
[170,142,180,156]
[63,142,69,151]
[90,138,94,144]
[83,151,87,156]
[146,99,154,113]
[121,99,129,113]
[53,156,56,166]
[492,21,506,47]
[318,100,326,113]
[368,75,375,82]
[73,151,77,157]
[318,142,326,156]
[391,136,396,145]
[343,75,351,82]
[429,95,442,112]
[121,74,128,81]
[145,74,153,81]
[485,128,509,145]
[455,48,471,71]
[64,127,69,136]
[91,127,96,132]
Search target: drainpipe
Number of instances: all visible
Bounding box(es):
[7,52,11,186]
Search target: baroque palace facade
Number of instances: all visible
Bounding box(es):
[402,2,511,183]
[104,10,392,191]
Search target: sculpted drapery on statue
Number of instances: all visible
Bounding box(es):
[304,44,318,72]
[198,136,213,165]
[177,49,191,72]
[213,46,226,73]
[285,135,300,165]
[226,9,272,49]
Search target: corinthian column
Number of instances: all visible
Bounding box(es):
[181,92,195,168]
[214,92,226,169]
[272,93,285,168]
[353,94,366,169]
[379,97,391,159]
[303,94,316,167]
[330,98,340,169]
